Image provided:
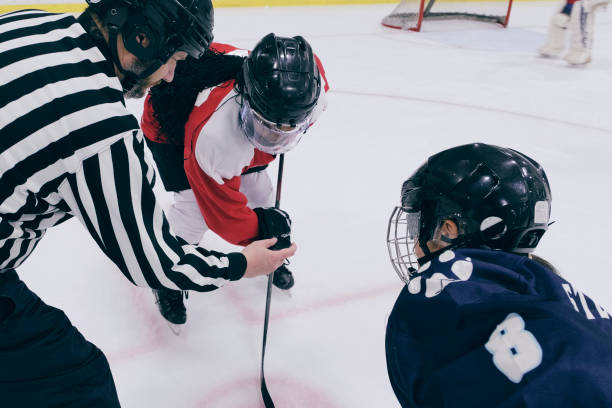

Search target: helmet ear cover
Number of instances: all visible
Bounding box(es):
[121,15,163,61]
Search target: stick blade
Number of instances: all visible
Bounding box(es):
[261,378,275,408]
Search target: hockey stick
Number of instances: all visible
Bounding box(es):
[260,153,284,408]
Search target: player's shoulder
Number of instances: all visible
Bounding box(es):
[192,79,237,111]
[400,249,525,302]
[391,248,566,325]
[393,247,612,333]
[313,53,330,93]
[210,42,249,58]
[192,97,254,183]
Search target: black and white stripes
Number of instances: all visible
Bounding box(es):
[0,10,246,288]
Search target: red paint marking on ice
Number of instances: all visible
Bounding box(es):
[195,376,341,408]
[106,280,402,363]
[226,281,401,324]
[333,89,612,134]
[106,287,168,363]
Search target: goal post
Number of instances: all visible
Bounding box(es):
[381,0,513,32]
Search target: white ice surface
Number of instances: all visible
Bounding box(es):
[16,3,612,407]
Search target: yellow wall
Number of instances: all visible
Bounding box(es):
[0,0,394,14]
[0,0,530,15]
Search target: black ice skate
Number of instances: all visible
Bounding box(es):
[272,264,294,290]
[153,288,187,335]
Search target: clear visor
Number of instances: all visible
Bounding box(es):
[386,206,421,284]
[239,99,309,154]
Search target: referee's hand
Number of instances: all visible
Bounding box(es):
[242,238,297,279]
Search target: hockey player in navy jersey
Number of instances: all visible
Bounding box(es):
[141,34,329,326]
[385,143,612,407]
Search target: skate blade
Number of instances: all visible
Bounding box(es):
[538,53,560,59]
[167,322,183,336]
[566,61,590,67]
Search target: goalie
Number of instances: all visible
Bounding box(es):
[539,0,609,65]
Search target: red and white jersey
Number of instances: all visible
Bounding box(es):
[144,42,329,246]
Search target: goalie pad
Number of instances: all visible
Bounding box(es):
[538,12,570,58]
[564,1,593,65]
[583,0,609,12]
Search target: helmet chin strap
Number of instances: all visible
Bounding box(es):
[415,236,459,267]
[416,232,478,266]
[416,237,432,266]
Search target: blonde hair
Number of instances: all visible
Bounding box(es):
[529,254,561,277]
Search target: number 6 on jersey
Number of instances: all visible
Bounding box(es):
[485,313,543,383]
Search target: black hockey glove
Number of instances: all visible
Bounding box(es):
[253,207,292,251]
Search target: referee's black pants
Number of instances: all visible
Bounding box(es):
[0,270,121,408]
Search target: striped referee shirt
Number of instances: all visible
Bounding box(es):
[0,10,246,290]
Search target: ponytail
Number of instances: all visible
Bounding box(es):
[149,49,245,145]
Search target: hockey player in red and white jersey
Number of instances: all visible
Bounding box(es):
[539,0,609,65]
[141,34,329,326]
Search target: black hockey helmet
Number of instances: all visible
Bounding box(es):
[387,143,552,280]
[242,33,321,126]
[86,0,213,77]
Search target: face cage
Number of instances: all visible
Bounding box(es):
[239,99,309,155]
[386,206,421,284]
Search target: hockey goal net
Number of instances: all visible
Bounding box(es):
[381,0,513,32]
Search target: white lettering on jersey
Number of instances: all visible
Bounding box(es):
[485,313,543,383]
[561,283,580,312]
[562,283,610,319]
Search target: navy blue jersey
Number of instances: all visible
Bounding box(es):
[386,248,612,407]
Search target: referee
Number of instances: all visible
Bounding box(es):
[0,1,296,406]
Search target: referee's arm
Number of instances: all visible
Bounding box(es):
[58,131,246,291]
